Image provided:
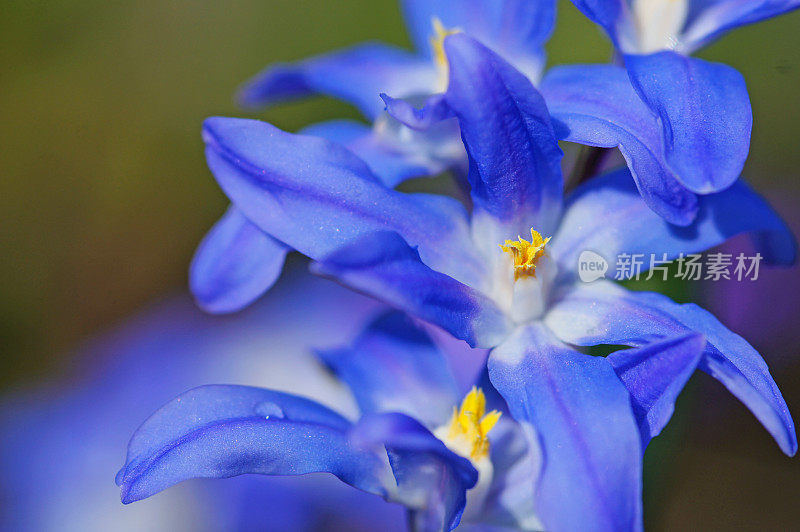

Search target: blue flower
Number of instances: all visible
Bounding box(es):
[232,0,558,200]
[117,308,717,531]
[230,0,794,227]
[237,0,555,117]
[187,33,796,528]
[572,0,799,55]
[190,0,789,313]
[0,272,408,531]
[567,0,799,200]
[189,0,559,315]
[114,312,511,530]
[190,0,795,309]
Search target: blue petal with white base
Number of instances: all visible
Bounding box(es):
[488,324,643,532]
[202,116,485,286]
[312,231,512,349]
[682,0,800,51]
[571,0,800,53]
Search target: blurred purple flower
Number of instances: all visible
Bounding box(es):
[0,270,407,532]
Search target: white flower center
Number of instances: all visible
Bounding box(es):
[632,0,688,53]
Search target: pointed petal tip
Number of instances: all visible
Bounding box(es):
[119,488,136,505]
[117,470,140,504]
[114,466,125,487]
[775,414,797,456]
[785,437,798,457]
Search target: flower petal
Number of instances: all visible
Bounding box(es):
[301,119,449,188]
[189,207,288,314]
[478,419,543,530]
[116,385,393,504]
[444,34,563,234]
[544,281,797,456]
[381,93,454,131]
[551,167,797,281]
[625,52,752,194]
[202,117,485,286]
[540,64,698,225]
[350,412,478,532]
[312,231,512,349]
[401,0,555,79]
[383,34,565,234]
[237,43,436,119]
[568,0,627,48]
[317,311,460,426]
[488,324,643,532]
[682,0,800,52]
[607,333,705,445]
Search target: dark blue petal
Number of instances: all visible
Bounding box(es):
[117,385,393,504]
[683,0,800,52]
[551,168,797,281]
[625,52,751,194]
[608,333,705,445]
[317,311,460,425]
[401,0,555,79]
[350,412,478,532]
[381,93,454,131]
[312,231,512,349]
[237,43,436,119]
[540,64,698,225]
[383,35,565,233]
[189,207,288,314]
[488,324,643,532]
[202,117,486,286]
[444,34,563,234]
[302,119,448,188]
[544,281,797,456]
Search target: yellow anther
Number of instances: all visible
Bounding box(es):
[429,17,461,89]
[500,228,551,281]
[443,387,501,461]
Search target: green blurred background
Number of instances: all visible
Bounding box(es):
[1,0,799,529]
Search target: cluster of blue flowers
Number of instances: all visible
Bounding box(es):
[119,1,799,530]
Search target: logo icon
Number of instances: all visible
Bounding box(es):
[577,250,608,282]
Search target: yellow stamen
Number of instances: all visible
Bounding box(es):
[443,387,501,461]
[499,228,552,280]
[429,17,461,89]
